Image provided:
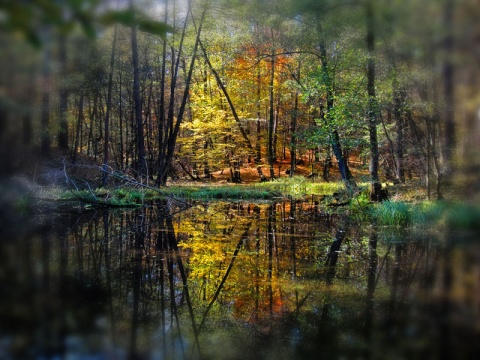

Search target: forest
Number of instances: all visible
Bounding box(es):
[1,1,480,359]
[0,0,478,202]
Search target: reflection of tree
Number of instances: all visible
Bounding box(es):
[363,228,378,359]
[2,201,479,358]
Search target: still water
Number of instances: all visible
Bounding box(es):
[0,199,479,359]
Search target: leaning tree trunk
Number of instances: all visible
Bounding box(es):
[319,40,356,189]
[199,38,267,181]
[157,1,208,185]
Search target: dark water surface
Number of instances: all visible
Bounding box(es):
[1,200,479,359]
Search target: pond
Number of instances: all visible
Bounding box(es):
[0,199,479,359]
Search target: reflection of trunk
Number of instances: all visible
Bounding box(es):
[364,229,378,358]
[386,244,402,336]
[40,232,53,354]
[198,222,252,333]
[164,215,200,356]
[129,212,144,360]
[289,199,297,277]
[267,204,275,314]
[325,225,347,285]
[438,231,453,360]
[57,225,68,356]
[254,225,260,322]
[103,212,116,346]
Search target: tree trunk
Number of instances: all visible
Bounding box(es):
[318,41,356,188]
[442,0,455,169]
[268,53,276,179]
[58,34,69,150]
[130,0,147,177]
[157,1,207,185]
[72,92,84,163]
[290,91,298,177]
[41,44,51,157]
[366,0,381,200]
[256,68,262,162]
[157,0,168,179]
[103,23,118,186]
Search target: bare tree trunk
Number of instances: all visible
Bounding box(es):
[268,52,276,179]
[290,91,298,177]
[442,0,455,168]
[41,44,51,157]
[103,23,118,186]
[72,92,84,163]
[366,0,381,200]
[58,34,69,150]
[393,83,405,183]
[130,0,147,177]
[256,68,262,162]
[157,0,168,179]
[157,1,208,185]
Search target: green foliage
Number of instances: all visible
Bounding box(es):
[0,1,172,48]
[371,201,411,226]
[99,9,174,37]
[368,200,480,232]
[349,190,372,221]
[163,185,278,200]
[64,188,150,208]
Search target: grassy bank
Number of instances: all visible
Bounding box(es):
[51,177,480,232]
[367,200,480,231]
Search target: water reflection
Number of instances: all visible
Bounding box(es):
[0,200,479,359]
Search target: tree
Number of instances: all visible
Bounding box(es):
[156,0,209,185]
[365,0,382,200]
[130,0,147,177]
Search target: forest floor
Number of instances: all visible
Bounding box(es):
[3,147,433,204]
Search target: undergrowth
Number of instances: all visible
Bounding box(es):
[366,200,480,231]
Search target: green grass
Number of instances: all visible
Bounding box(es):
[160,185,279,200]
[161,177,347,200]
[371,201,411,226]
[368,200,480,231]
